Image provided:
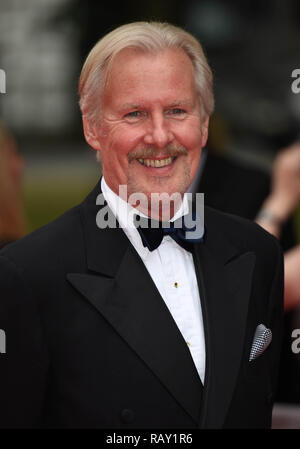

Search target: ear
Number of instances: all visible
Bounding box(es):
[82,116,102,151]
[201,116,210,148]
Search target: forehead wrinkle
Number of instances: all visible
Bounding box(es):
[167,99,195,107]
[119,102,142,111]
[119,98,195,111]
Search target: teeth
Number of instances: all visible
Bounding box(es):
[137,157,174,167]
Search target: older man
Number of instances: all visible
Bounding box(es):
[0,22,283,429]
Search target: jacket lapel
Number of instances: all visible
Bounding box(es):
[67,182,203,425]
[193,210,256,428]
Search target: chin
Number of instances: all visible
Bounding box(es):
[127,168,190,197]
[144,182,185,198]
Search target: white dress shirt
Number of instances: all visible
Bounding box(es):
[101,177,206,383]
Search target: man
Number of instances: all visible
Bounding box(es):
[0,22,283,428]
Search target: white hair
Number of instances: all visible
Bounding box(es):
[79,21,214,123]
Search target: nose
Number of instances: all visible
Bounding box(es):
[143,112,173,149]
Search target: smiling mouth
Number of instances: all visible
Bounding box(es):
[137,156,176,168]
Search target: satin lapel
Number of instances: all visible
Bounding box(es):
[193,219,256,429]
[67,181,203,424]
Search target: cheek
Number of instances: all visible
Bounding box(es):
[176,124,203,151]
[103,125,145,161]
[173,114,203,145]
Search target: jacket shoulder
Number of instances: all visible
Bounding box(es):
[204,205,282,258]
[0,204,84,274]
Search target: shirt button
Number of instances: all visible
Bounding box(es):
[120,408,135,424]
[174,282,179,288]
[186,341,190,347]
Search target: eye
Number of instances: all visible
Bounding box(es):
[168,108,187,116]
[126,111,140,117]
[124,110,146,121]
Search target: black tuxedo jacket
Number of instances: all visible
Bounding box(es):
[0,180,283,428]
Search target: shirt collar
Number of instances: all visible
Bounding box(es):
[101,177,190,260]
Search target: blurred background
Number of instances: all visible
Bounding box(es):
[1,0,300,426]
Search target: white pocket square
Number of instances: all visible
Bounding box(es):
[249,324,272,361]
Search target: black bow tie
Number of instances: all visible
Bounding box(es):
[134,213,204,253]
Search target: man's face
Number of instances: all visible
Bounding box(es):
[88,47,209,200]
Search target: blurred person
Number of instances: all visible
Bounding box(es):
[0,122,26,248]
[256,143,300,310]
[193,115,271,221]
[255,143,300,404]
[195,116,296,251]
[0,22,283,429]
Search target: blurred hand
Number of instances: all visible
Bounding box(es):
[284,245,300,310]
[270,143,300,218]
[256,142,300,237]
